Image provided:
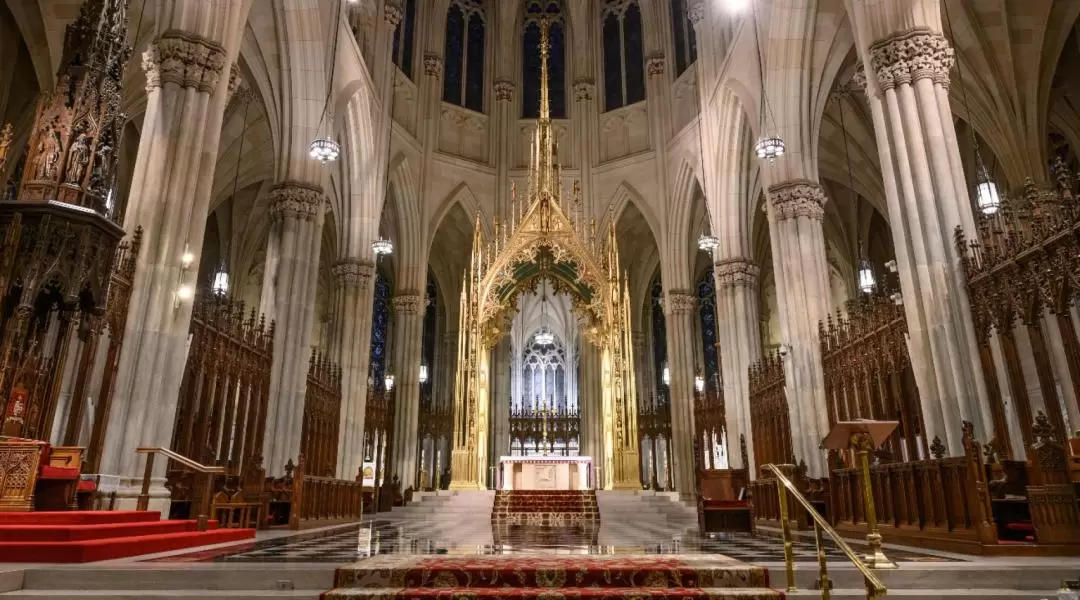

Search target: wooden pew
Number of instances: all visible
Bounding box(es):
[697,468,753,534]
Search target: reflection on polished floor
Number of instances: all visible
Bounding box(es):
[148,519,962,564]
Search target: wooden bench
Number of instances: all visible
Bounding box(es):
[697,468,753,535]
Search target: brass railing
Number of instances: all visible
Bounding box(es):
[761,463,887,600]
[136,447,225,531]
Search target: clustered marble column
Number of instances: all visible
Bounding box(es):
[856,22,990,453]
[713,258,761,471]
[663,291,698,499]
[765,181,832,477]
[262,181,326,475]
[329,258,376,479]
[100,23,242,507]
[389,293,424,489]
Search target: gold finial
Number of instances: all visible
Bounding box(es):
[539,18,551,121]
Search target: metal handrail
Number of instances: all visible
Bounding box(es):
[760,463,887,600]
[134,447,225,531]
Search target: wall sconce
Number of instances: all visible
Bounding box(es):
[174,244,196,309]
[418,364,428,384]
[384,374,395,391]
[694,375,705,393]
[662,364,670,386]
[778,344,790,358]
[884,259,898,273]
[890,292,903,306]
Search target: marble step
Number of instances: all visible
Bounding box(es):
[0,591,320,600]
[787,590,1051,599]
[13,566,334,591]
[776,565,1078,592]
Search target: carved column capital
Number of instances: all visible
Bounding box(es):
[332,258,375,287]
[384,0,404,26]
[423,53,443,77]
[227,64,245,100]
[391,293,423,314]
[767,180,828,221]
[269,180,325,222]
[573,79,596,102]
[665,290,697,315]
[494,80,514,102]
[714,258,760,288]
[686,0,706,26]
[869,29,954,91]
[646,54,665,77]
[142,30,227,94]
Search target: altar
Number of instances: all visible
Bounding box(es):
[498,456,593,490]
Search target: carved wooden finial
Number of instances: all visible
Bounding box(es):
[929,436,946,459]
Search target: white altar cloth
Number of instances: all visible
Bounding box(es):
[498,455,593,490]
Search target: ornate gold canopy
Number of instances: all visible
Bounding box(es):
[449,20,639,491]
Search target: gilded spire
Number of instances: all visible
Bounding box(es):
[531,18,558,205]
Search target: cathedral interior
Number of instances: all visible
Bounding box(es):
[1,0,1080,598]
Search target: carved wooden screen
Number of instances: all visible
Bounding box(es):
[301,351,342,477]
[957,168,1080,456]
[693,388,725,469]
[819,293,925,462]
[748,351,793,469]
[171,291,273,472]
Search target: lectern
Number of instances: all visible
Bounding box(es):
[823,420,899,569]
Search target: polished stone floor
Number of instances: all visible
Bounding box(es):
[149,520,962,564]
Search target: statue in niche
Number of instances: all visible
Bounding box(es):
[35,128,62,179]
[66,132,90,184]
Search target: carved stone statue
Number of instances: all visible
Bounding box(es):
[35,128,62,179]
[66,133,90,184]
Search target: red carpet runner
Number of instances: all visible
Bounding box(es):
[322,554,784,599]
[491,490,600,527]
[0,510,254,562]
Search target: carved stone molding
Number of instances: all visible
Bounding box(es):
[869,29,953,90]
[767,180,827,221]
[332,258,375,287]
[227,64,244,99]
[714,258,760,288]
[646,54,665,77]
[573,79,595,102]
[385,0,404,26]
[631,331,646,349]
[392,293,422,314]
[665,291,697,315]
[269,180,325,222]
[423,53,443,77]
[686,0,706,26]
[143,30,227,94]
[494,80,514,102]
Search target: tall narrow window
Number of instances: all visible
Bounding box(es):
[443,0,486,112]
[421,274,438,403]
[392,0,418,79]
[602,0,646,111]
[369,271,392,386]
[697,267,719,391]
[650,275,667,403]
[522,0,567,118]
[670,0,697,76]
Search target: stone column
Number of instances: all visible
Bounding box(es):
[100,16,247,508]
[491,338,512,470]
[765,181,832,477]
[664,291,698,499]
[330,258,376,479]
[262,182,326,475]
[389,293,424,489]
[713,258,761,471]
[851,16,990,453]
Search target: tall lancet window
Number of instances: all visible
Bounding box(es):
[369,270,392,387]
[650,275,667,403]
[602,0,646,110]
[697,267,719,391]
[522,0,567,118]
[392,0,418,79]
[443,0,486,112]
[670,0,697,76]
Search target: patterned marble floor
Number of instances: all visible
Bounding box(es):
[148,520,962,564]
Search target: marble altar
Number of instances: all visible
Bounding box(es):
[498,456,593,490]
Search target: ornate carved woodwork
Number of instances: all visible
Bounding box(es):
[509,403,580,455]
[748,351,793,472]
[301,351,342,478]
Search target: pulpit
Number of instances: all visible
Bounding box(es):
[498,456,592,490]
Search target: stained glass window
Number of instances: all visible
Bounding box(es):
[443,0,486,112]
[369,270,392,386]
[522,0,566,118]
[392,0,418,79]
[421,274,437,403]
[650,275,667,404]
[670,0,697,76]
[697,267,719,391]
[601,0,646,110]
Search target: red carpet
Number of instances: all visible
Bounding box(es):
[492,490,599,527]
[0,511,254,563]
[322,554,784,600]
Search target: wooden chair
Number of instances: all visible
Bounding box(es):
[0,438,86,511]
[697,468,753,535]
